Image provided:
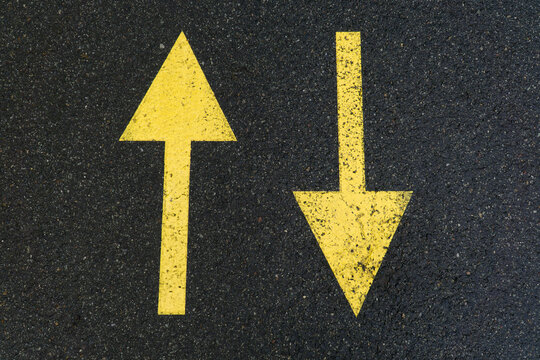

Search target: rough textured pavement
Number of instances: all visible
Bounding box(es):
[2,1,539,358]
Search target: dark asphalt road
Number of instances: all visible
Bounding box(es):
[2,1,539,359]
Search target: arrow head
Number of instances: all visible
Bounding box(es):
[120,32,236,143]
[293,190,412,315]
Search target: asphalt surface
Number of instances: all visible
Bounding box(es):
[2,1,539,359]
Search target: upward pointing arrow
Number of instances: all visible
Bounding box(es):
[120,32,236,315]
[294,32,412,316]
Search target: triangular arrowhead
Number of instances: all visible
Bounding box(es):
[120,32,236,143]
[293,190,412,315]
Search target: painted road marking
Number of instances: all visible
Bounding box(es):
[294,32,412,316]
[120,32,236,315]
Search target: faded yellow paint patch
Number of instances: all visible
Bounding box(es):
[293,32,412,316]
[120,32,236,315]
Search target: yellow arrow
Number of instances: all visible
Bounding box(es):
[120,32,236,315]
[294,32,412,316]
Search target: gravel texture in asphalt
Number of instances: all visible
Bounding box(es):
[2,1,538,358]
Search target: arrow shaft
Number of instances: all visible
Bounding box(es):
[158,142,192,315]
[336,32,365,193]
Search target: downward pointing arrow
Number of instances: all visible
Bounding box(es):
[120,32,236,315]
[294,32,412,316]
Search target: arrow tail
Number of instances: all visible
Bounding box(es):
[158,142,192,315]
[337,32,365,193]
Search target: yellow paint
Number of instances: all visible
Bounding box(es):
[336,32,365,193]
[120,32,236,315]
[294,32,412,316]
